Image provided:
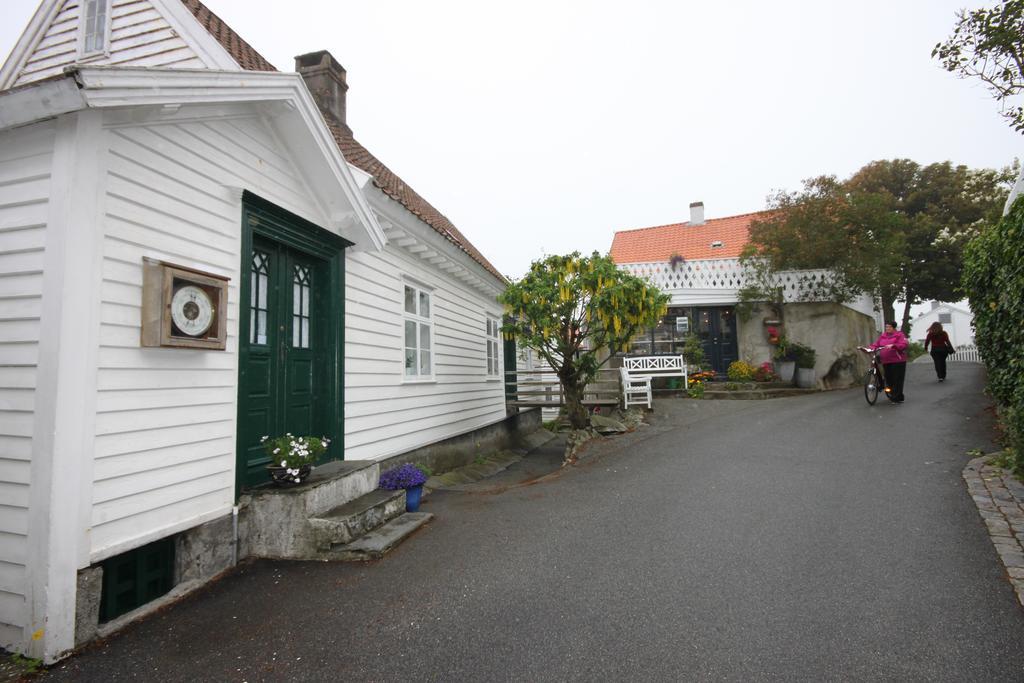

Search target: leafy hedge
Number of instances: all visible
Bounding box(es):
[962,197,1024,470]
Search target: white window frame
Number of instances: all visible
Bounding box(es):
[78,0,113,60]
[486,315,501,380]
[402,281,434,382]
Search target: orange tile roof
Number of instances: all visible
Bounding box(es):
[181,0,505,284]
[609,211,770,264]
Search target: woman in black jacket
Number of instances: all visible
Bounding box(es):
[924,322,955,382]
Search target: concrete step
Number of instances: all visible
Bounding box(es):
[705,381,795,391]
[307,488,406,550]
[426,450,522,490]
[515,428,557,453]
[703,387,818,400]
[327,512,433,561]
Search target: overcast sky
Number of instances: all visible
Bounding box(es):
[1,0,1020,280]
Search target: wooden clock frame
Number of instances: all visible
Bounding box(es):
[141,258,229,350]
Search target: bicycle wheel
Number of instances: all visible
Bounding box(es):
[864,368,879,405]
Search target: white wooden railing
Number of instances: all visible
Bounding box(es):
[949,344,982,363]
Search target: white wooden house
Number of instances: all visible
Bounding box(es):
[609,202,879,380]
[909,301,974,348]
[0,0,511,662]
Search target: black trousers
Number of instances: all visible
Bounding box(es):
[930,350,948,379]
[883,362,906,401]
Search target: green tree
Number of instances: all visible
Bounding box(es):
[500,252,668,431]
[933,0,1024,133]
[742,160,1011,330]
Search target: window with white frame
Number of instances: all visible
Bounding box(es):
[938,313,952,324]
[80,0,111,57]
[403,283,432,378]
[486,316,501,378]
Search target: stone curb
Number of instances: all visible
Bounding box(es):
[963,455,1024,607]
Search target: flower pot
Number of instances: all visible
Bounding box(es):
[266,464,312,487]
[405,484,424,512]
[774,360,796,383]
[795,367,816,388]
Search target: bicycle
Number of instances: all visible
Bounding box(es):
[858,346,896,405]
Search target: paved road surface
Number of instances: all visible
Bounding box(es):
[46,362,1024,681]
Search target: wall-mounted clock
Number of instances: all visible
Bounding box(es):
[141,258,229,350]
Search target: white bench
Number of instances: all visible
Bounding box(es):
[620,355,688,409]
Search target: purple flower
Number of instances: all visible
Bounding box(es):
[378,463,428,490]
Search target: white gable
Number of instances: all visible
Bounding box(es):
[1,0,241,90]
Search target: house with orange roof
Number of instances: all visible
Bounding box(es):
[0,0,525,662]
[610,203,880,377]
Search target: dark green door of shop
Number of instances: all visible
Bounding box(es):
[697,307,739,375]
[236,194,348,491]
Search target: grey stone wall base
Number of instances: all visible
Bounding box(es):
[963,455,1024,607]
[175,513,236,584]
[377,407,542,476]
[74,566,102,647]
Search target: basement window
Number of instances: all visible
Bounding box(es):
[79,0,112,58]
[99,536,175,622]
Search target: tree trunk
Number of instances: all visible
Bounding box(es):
[899,295,914,334]
[561,379,590,431]
[880,291,896,327]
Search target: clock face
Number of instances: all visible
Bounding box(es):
[170,284,215,337]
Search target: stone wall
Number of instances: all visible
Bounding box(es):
[377,407,543,475]
[739,302,878,389]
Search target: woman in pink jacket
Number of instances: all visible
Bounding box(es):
[871,321,909,402]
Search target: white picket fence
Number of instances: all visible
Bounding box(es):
[949,344,982,363]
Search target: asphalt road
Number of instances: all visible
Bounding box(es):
[45,362,1024,681]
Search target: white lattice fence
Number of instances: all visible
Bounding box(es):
[950,344,982,363]
[622,259,836,302]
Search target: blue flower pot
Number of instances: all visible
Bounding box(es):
[405,484,423,512]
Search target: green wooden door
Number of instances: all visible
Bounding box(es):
[237,194,349,492]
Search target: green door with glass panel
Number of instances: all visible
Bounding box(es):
[236,193,349,491]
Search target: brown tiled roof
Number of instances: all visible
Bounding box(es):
[331,124,505,283]
[181,0,505,285]
[610,211,770,264]
[179,0,277,72]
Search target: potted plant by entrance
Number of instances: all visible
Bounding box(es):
[261,434,329,486]
[378,463,430,512]
[772,336,797,383]
[791,342,817,388]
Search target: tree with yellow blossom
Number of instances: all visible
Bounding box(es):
[500,252,669,431]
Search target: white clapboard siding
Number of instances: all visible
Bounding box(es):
[13,0,208,88]
[90,114,328,559]
[342,243,506,461]
[0,121,54,649]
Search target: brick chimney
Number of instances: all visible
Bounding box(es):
[689,201,705,226]
[295,50,351,135]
